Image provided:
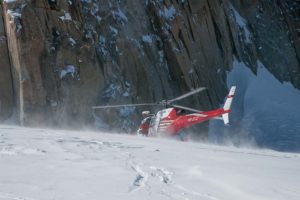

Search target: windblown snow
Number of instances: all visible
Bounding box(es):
[0,125,299,200]
[210,59,300,152]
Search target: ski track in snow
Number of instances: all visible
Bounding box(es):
[50,133,198,198]
[128,161,148,192]
[0,125,300,200]
[55,136,205,199]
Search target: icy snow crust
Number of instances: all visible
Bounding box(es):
[0,125,299,200]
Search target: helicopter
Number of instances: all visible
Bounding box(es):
[92,86,236,137]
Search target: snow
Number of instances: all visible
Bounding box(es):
[142,34,159,44]
[109,26,118,36]
[230,5,252,43]
[3,0,18,3]
[103,83,121,99]
[59,12,72,21]
[68,37,76,46]
[99,35,106,44]
[159,5,177,21]
[60,65,77,79]
[7,9,21,18]
[7,8,23,32]
[0,125,299,200]
[112,8,128,25]
[142,34,153,43]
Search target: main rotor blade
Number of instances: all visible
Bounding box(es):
[168,87,206,103]
[92,103,157,109]
[173,104,207,117]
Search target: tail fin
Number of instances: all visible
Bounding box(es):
[222,86,236,125]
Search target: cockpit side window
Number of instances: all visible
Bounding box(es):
[176,108,193,115]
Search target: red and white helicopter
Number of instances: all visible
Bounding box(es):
[93,86,236,137]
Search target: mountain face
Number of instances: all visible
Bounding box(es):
[0,0,299,134]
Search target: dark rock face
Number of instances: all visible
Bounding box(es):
[2,0,104,127]
[0,4,14,121]
[0,0,299,133]
[230,0,300,88]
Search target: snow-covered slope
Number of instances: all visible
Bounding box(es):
[0,125,299,200]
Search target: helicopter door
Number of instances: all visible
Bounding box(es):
[137,116,152,135]
[149,108,173,136]
[148,111,162,136]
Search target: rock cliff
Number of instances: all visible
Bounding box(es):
[0,4,14,121]
[0,0,299,134]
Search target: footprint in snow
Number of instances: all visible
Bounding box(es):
[149,166,173,184]
[129,164,148,192]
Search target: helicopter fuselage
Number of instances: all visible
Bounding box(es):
[137,107,230,136]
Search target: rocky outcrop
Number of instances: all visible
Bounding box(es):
[2,0,104,127]
[0,0,299,134]
[0,4,14,121]
[229,0,300,88]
